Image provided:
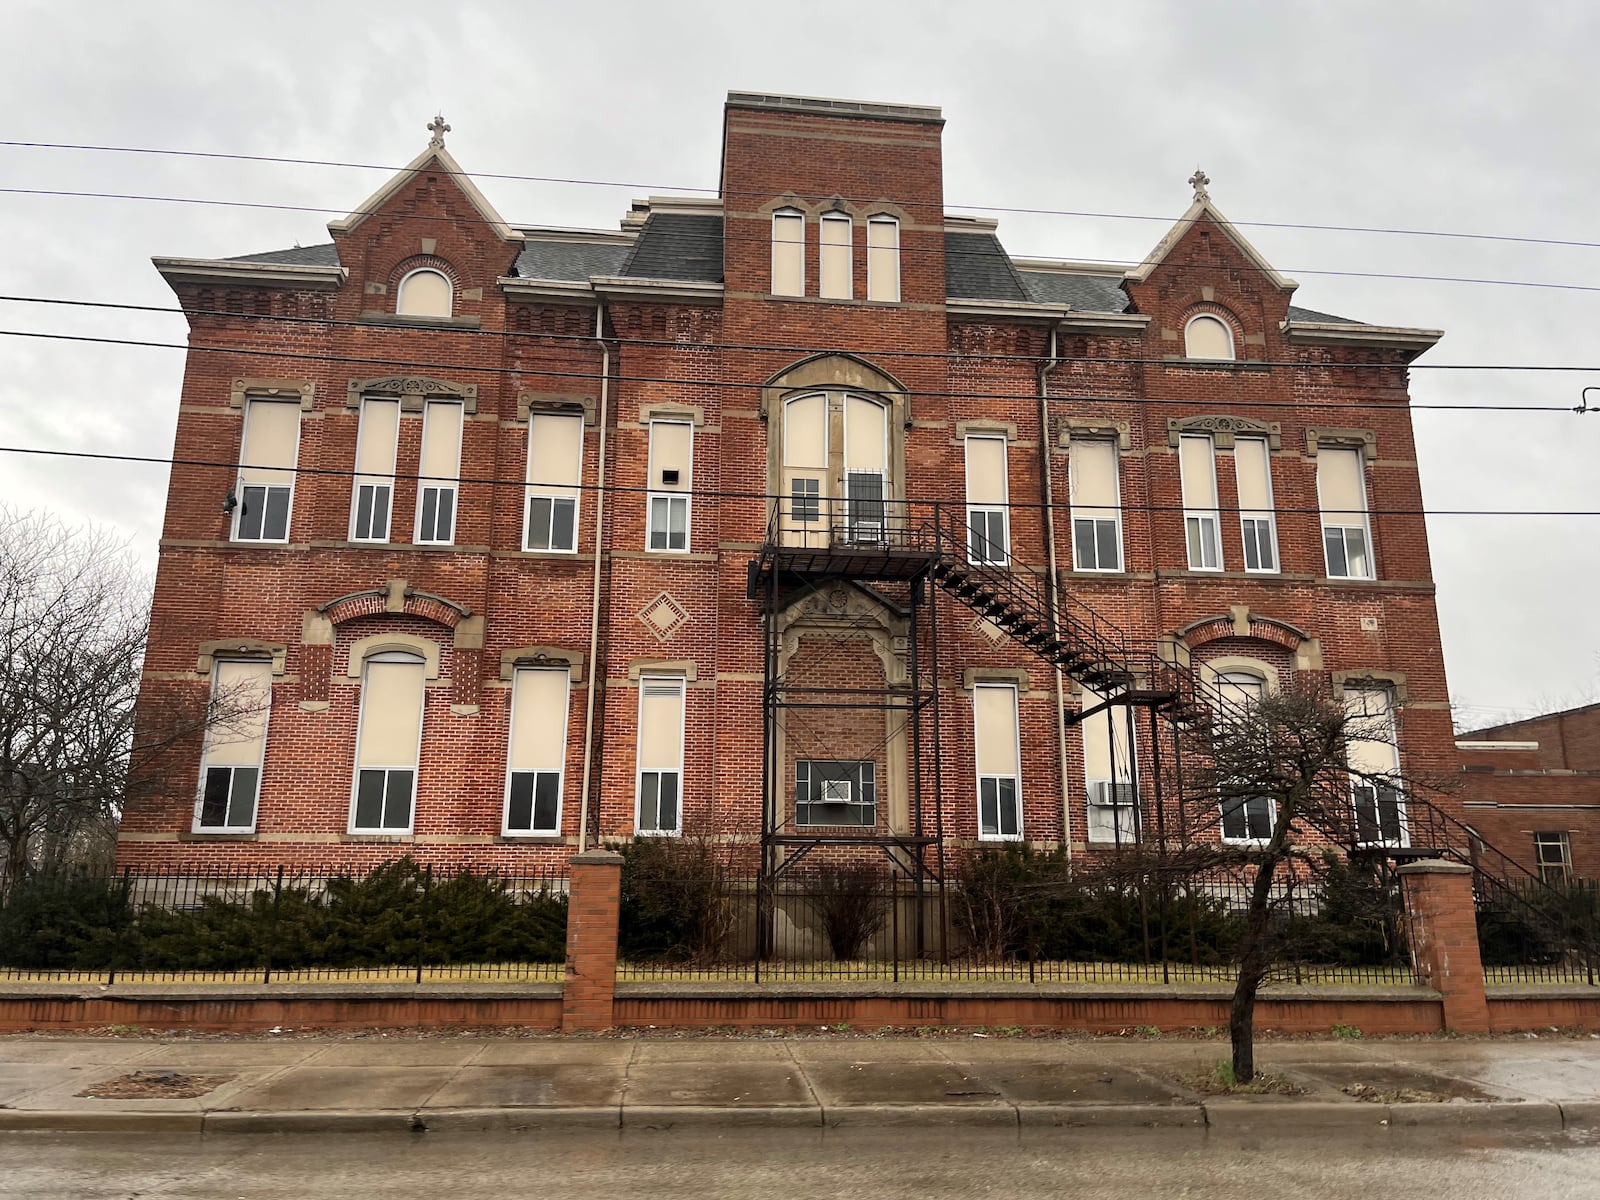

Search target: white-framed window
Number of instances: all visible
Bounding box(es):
[415,401,462,545]
[1345,684,1406,847]
[1179,434,1222,571]
[1215,671,1275,843]
[819,212,852,300]
[964,434,1009,566]
[843,394,888,545]
[396,268,453,318]
[525,411,583,552]
[350,650,426,834]
[647,419,693,553]
[1318,446,1373,580]
[866,215,900,302]
[771,209,805,297]
[194,659,272,833]
[1082,684,1137,843]
[1534,831,1574,886]
[780,392,829,546]
[1234,436,1278,573]
[350,397,399,543]
[796,759,877,827]
[504,667,570,836]
[635,675,684,835]
[974,682,1022,839]
[1184,314,1235,360]
[1069,438,1122,572]
[233,398,300,543]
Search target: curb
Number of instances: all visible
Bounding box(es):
[1017,1103,1204,1129]
[1387,1100,1564,1133]
[821,1103,1019,1128]
[1202,1099,1389,1133]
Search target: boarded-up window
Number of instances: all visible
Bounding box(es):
[505,667,570,835]
[772,211,804,297]
[974,683,1021,839]
[1318,447,1372,579]
[235,399,299,542]
[351,398,399,542]
[416,401,462,544]
[819,213,852,300]
[526,412,583,552]
[196,660,271,831]
[965,435,1008,565]
[636,675,684,834]
[1070,438,1121,571]
[352,652,425,832]
[648,420,693,552]
[396,269,452,318]
[867,216,900,302]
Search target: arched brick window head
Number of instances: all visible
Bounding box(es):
[1185,314,1235,360]
[396,268,453,318]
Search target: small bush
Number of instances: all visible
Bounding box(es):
[618,837,738,964]
[809,862,889,961]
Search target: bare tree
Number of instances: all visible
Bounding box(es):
[0,509,258,887]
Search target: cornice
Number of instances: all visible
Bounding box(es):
[152,257,345,291]
[1281,321,1443,354]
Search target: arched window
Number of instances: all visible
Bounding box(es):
[771,210,805,297]
[867,216,900,302]
[396,268,453,318]
[351,649,425,833]
[778,391,890,547]
[1184,314,1234,360]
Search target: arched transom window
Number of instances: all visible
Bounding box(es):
[396,268,453,318]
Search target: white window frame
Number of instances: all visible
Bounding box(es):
[192,660,270,834]
[818,211,853,300]
[1318,447,1375,580]
[646,419,693,554]
[1083,687,1139,845]
[964,434,1009,567]
[1070,439,1123,573]
[348,651,425,836]
[1180,434,1223,572]
[635,674,685,837]
[1214,670,1275,845]
[1346,685,1408,849]
[974,682,1023,842]
[414,402,463,547]
[1234,438,1279,574]
[349,398,398,544]
[796,759,878,828]
[866,215,900,303]
[396,267,453,318]
[502,667,570,838]
[524,413,582,554]
[771,209,805,297]
[1085,779,1138,846]
[1184,314,1235,360]
[232,400,298,544]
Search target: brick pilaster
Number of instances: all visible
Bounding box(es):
[562,849,624,1032]
[1398,859,1490,1033]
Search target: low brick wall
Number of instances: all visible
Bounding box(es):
[1485,987,1600,1032]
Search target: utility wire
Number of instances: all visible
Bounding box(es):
[0,327,1584,414]
[6,139,1598,255]
[0,443,1593,519]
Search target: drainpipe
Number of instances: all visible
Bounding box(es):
[1037,323,1072,862]
[578,300,611,852]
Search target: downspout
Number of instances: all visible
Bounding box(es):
[1037,323,1073,863]
[578,300,610,852]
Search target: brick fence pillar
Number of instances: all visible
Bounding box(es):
[1398,859,1490,1033]
[562,849,624,1033]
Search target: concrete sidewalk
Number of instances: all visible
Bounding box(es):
[2,1032,1598,1136]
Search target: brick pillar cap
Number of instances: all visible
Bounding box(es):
[569,849,625,866]
[1396,858,1473,876]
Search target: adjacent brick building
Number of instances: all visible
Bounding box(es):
[1460,704,1600,882]
[118,93,1457,876]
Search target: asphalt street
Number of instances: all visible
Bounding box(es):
[2,1127,1598,1199]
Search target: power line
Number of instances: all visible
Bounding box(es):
[0,326,1585,415]
[6,138,1599,255]
[8,184,1600,300]
[11,291,1596,376]
[0,443,1594,519]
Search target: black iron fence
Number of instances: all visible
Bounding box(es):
[1477,874,1600,987]
[0,859,568,984]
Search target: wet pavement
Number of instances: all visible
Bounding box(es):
[1,1032,1598,1135]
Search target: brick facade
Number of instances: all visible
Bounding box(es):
[119,93,1460,874]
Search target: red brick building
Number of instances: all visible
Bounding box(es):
[118,93,1458,876]
[1460,704,1600,882]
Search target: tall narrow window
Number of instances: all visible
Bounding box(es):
[867,216,900,302]
[1184,314,1234,360]
[1345,685,1405,847]
[396,268,453,318]
[1082,685,1137,843]
[780,393,829,546]
[974,683,1022,839]
[647,420,693,552]
[1319,447,1373,579]
[1070,438,1122,572]
[350,398,399,542]
[965,435,1009,566]
[771,210,804,297]
[234,399,299,543]
[195,659,272,833]
[525,412,583,552]
[415,401,462,545]
[504,667,570,836]
[351,651,425,834]
[819,213,852,300]
[843,394,887,544]
[636,675,684,835]
[1179,434,1222,570]
[1534,832,1574,885]
[1216,671,1274,842]
[1234,436,1278,573]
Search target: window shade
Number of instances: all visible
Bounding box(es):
[1069,439,1119,512]
[355,399,400,478]
[1179,435,1218,508]
[397,270,452,318]
[783,394,828,468]
[1081,685,1135,781]
[357,657,424,767]
[1185,316,1233,359]
[772,212,804,296]
[965,436,1008,506]
[1318,447,1367,517]
[1345,688,1399,776]
[419,402,463,482]
[1234,437,1273,512]
[819,215,851,299]
[844,395,886,471]
[649,421,693,492]
[508,668,568,771]
[973,685,1019,777]
[637,678,684,771]
[205,660,271,768]
[528,413,583,490]
[239,400,300,485]
[867,217,899,301]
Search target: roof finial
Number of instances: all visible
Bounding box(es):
[427,114,451,148]
[1188,168,1211,202]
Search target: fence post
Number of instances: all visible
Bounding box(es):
[416,864,433,986]
[264,865,284,986]
[563,849,625,1032]
[1397,859,1490,1033]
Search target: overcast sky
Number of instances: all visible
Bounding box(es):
[4,0,1597,729]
